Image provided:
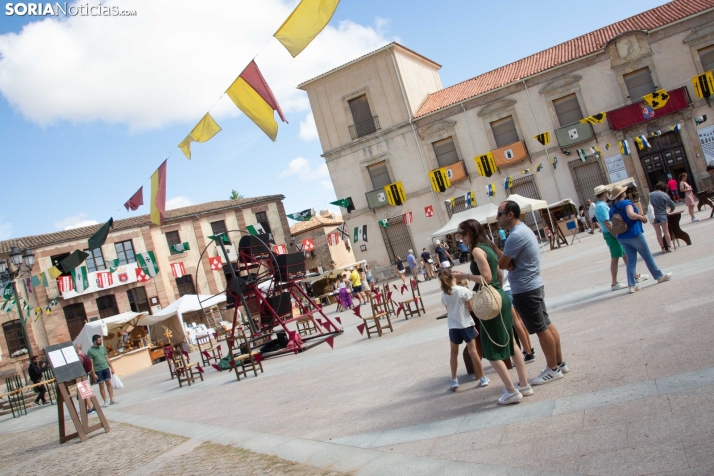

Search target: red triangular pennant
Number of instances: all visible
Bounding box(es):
[414,297,419,304]
[374,293,382,304]
[323,320,332,331]
[357,323,365,335]
[254,353,263,364]
[352,305,361,318]
[196,365,204,374]
[396,304,403,317]
[392,284,398,291]
[335,317,342,325]
[316,318,323,327]
[387,292,393,301]
[401,284,407,295]
[325,337,334,349]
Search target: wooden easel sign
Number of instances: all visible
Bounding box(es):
[44,342,110,443]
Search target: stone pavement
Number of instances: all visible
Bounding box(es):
[1,204,713,475]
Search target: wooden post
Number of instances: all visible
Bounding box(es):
[57,376,110,444]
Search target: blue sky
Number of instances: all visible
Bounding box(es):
[0,0,667,239]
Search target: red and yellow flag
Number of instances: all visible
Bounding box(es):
[178,113,221,159]
[274,0,340,57]
[226,60,287,141]
[150,160,167,226]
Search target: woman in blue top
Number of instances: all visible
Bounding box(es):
[608,185,672,294]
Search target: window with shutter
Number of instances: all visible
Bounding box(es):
[165,231,181,249]
[699,45,714,75]
[2,320,26,354]
[553,94,584,127]
[367,161,391,189]
[348,95,376,138]
[432,137,459,167]
[96,295,118,319]
[490,116,519,148]
[624,68,655,100]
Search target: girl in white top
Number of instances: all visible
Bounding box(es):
[439,268,488,391]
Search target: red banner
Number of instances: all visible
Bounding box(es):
[272,244,288,255]
[170,262,186,278]
[403,212,413,225]
[607,87,690,131]
[135,268,150,282]
[96,271,113,288]
[302,238,315,251]
[327,232,340,246]
[209,256,223,270]
[425,205,434,217]
[57,276,73,293]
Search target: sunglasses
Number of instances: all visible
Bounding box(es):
[497,211,507,217]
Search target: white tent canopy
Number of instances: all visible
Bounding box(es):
[73,311,147,352]
[431,203,500,238]
[548,198,577,209]
[137,294,226,346]
[141,294,225,324]
[487,194,548,223]
[301,260,367,284]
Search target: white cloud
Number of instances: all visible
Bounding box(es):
[321,180,334,189]
[298,112,318,141]
[166,196,193,210]
[54,214,99,230]
[0,0,393,130]
[0,218,13,240]
[280,157,329,181]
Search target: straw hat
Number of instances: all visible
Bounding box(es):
[609,184,627,200]
[593,185,608,196]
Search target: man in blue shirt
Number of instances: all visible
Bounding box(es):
[406,249,418,279]
[593,185,647,291]
[497,200,567,386]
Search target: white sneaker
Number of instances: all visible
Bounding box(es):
[531,367,564,386]
[635,274,649,283]
[692,217,699,223]
[658,272,673,284]
[516,383,533,396]
[611,283,627,291]
[449,379,459,392]
[479,376,490,387]
[102,401,109,408]
[498,388,523,405]
[629,286,640,294]
[557,362,570,374]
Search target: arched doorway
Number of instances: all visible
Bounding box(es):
[638,131,696,193]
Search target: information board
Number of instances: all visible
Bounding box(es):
[44,342,87,384]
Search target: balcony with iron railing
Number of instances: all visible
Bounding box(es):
[349,116,380,140]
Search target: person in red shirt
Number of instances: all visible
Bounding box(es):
[75,344,96,414]
[666,174,680,202]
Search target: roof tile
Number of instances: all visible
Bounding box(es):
[415,0,714,117]
[0,195,283,254]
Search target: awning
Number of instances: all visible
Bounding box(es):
[604,177,637,191]
[431,203,499,237]
[141,294,226,324]
[301,260,367,284]
[73,311,147,352]
[547,198,577,209]
[487,194,548,223]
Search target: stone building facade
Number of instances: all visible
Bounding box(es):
[298,0,714,279]
[290,211,356,272]
[0,195,290,374]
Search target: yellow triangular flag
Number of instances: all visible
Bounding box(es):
[178,113,222,159]
[274,0,340,57]
[48,266,62,279]
[226,77,278,141]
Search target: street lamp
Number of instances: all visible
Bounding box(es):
[1,246,36,358]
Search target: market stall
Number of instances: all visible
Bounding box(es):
[143,294,227,348]
[431,203,500,237]
[547,198,579,238]
[72,312,153,377]
[485,194,553,242]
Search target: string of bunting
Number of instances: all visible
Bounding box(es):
[111,0,342,230]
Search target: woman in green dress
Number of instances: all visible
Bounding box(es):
[452,219,532,405]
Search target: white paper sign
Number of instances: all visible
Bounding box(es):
[697,124,714,166]
[61,346,79,364]
[604,154,629,183]
[48,349,67,368]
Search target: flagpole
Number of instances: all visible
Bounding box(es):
[523,80,563,201]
